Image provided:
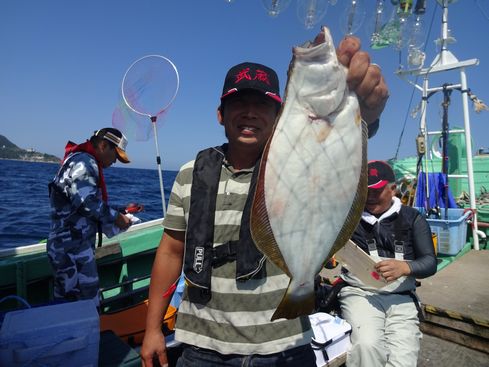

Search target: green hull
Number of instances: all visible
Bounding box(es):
[0,219,164,313]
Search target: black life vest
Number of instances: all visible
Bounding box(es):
[351,206,419,260]
[183,145,266,304]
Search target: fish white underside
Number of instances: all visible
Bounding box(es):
[263,28,363,301]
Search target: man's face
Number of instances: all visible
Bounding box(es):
[98,140,118,168]
[365,183,396,215]
[219,90,279,152]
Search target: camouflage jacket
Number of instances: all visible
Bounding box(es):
[48,151,120,248]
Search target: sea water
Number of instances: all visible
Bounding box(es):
[0,160,177,249]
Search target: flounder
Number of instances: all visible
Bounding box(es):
[250,26,368,321]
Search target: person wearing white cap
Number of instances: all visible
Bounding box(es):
[47,127,132,308]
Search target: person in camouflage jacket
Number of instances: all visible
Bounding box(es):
[47,128,132,307]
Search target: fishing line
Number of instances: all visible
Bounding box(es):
[475,0,489,22]
[393,81,419,160]
[393,3,438,160]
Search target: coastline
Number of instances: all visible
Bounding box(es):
[0,158,60,164]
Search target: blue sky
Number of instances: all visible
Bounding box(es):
[1,0,488,170]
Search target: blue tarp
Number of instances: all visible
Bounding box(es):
[415,172,457,210]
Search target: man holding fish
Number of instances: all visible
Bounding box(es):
[141,27,389,367]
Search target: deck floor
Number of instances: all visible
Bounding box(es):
[418,333,489,366]
[416,249,489,322]
[416,249,489,362]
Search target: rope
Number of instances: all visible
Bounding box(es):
[0,295,31,309]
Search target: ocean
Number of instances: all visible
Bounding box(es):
[0,160,177,249]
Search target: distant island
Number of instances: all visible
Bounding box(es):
[0,135,60,163]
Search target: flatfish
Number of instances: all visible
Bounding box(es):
[250,26,368,321]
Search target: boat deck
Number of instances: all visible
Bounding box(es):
[416,248,489,365]
[417,249,489,323]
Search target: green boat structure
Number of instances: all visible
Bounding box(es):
[0,219,178,365]
[0,219,162,312]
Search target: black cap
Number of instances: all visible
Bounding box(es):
[93,128,130,164]
[220,62,282,103]
[368,160,395,189]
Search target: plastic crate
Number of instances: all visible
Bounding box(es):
[416,208,471,255]
[0,300,99,367]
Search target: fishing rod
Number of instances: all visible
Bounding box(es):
[441,83,452,219]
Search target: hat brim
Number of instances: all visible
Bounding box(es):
[368,180,388,189]
[116,147,130,164]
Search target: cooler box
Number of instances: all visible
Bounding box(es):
[309,312,351,366]
[417,208,471,255]
[98,330,140,367]
[0,299,100,367]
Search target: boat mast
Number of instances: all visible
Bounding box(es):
[397,0,481,250]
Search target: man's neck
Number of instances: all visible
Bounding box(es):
[368,200,395,218]
[226,145,261,170]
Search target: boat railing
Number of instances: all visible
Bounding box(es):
[0,217,164,259]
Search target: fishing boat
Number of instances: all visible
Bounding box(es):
[1,1,488,366]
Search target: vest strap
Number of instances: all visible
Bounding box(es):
[394,241,405,260]
[212,241,238,268]
[364,213,407,260]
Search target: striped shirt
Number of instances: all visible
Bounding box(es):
[163,157,313,355]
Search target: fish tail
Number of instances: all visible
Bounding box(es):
[271,281,316,321]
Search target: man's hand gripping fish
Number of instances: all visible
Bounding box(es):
[250,27,368,321]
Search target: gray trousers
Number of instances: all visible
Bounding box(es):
[339,286,421,367]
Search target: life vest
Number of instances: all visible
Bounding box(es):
[351,206,419,261]
[183,145,266,304]
[342,205,422,301]
[62,141,108,201]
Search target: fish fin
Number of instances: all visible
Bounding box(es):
[250,141,291,277]
[328,119,369,258]
[271,281,316,321]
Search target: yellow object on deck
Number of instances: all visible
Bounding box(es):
[432,232,438,255]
